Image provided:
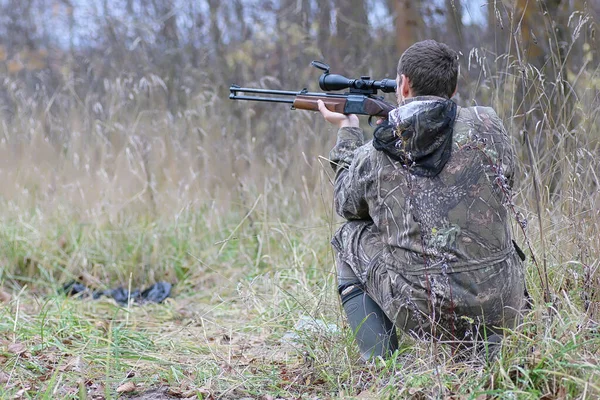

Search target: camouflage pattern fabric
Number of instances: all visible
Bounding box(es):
[330,96,525,341]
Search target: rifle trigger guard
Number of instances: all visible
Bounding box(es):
[368,116,376,127]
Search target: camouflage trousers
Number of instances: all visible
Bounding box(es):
[332,220,526,341]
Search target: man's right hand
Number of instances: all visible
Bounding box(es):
[317,100,360,129]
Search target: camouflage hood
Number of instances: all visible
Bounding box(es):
[373,96,457,177]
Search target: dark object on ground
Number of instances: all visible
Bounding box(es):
[62,281,172,305]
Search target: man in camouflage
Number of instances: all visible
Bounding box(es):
[317,40,526,361]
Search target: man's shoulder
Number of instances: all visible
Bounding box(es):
[456,105,502,125]
[454,105,507,143]
[452,105,515,167]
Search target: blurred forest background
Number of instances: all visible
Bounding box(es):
[0,0,599,291]
[1,1,600,397]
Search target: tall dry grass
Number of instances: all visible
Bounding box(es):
[0,73,333,217]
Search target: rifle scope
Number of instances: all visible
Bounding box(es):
[311,61,397,94]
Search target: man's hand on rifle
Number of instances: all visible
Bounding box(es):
[317,100,360,129]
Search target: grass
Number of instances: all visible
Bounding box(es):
[0,207,346,399]
[1,204,599,399]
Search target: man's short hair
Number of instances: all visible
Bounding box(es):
[397,40,458,99]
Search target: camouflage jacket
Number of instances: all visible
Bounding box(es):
[329,96,518,275]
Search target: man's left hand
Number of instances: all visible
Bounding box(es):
[317,100,359,129]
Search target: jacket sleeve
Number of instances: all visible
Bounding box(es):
[329,127,374,220]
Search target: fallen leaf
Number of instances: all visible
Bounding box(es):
[166,387,184,397]
[0,289,10,303]
[7,342,27,355]
[0,371,9,384]
[13,386,32,399]
[166,379,198,398]
[89,382,105,400]
[116,381,136,393]
[79,271,101,287]
[58,386,79,396]
[356,390,378,399]
[39,351,60,364]
[59,356,83,372]
[95,321,110,332]
[197,388,214,400]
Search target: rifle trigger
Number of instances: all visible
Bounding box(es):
[368,116,375,127]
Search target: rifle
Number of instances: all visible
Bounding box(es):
[229,61,397,123]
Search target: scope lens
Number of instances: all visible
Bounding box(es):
[320,74,352,91]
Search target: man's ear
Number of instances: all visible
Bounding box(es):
[451,84,458,98]
[400,74,412,99]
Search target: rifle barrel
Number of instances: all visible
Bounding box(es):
[230,94,294,104]
[229,85,348,105]
[230,87,299,96]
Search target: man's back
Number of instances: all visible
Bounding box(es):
[330,97,525,340]
[372,102,516,273]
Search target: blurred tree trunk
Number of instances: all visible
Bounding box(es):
[152,0,181,111]
[334,0,370,74]
[515,0,571,122]
[5,0,35,50]
[513,0,575,196]
[207,0,225,82]
[102,0,125,66]
[445,0,464,50]
[487,0,508,54]
[317,0,333,61]
[543,0,574,196]
[156,0,179,48]
[514,0,544,64]
[276,0,293,83]
[295,0,311,31]
[58,0,75,56]
[395,0,422,54]
[188,1,204,68]
[276,0,313,82]
[229,1,251,85]
[544,0,567,75]
[513,0,568,69]
[234,0,249,41]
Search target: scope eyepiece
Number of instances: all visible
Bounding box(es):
[375,79,397,93]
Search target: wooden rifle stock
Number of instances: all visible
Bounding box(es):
[292,95,346,114]
[293,95,394,118]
